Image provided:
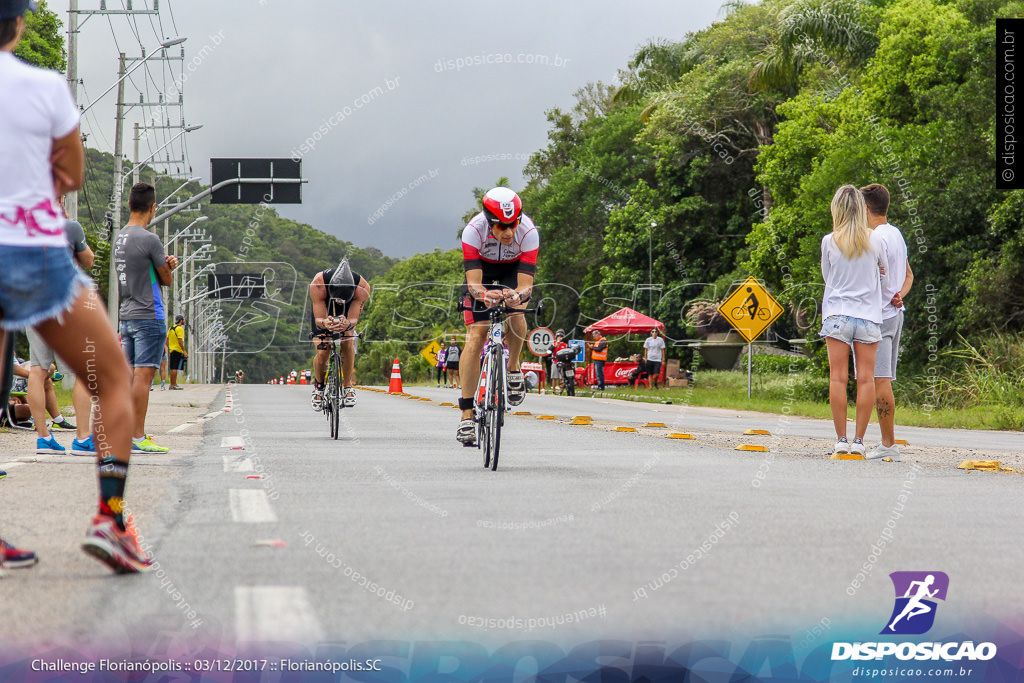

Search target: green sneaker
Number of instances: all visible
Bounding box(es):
[131,437,169,454]
[52,417,77,431]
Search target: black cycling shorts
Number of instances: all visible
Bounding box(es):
[461,262,528,324]
[309,298,354,338]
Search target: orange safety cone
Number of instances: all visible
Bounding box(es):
[299,373,307,385]
[387,358,403,394]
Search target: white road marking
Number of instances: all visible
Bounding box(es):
[229,489,277,523]
[168,422,194,433]
[220,436,245,449]
[203,412,222,419]
[222,456,254,473]
[235,586,324,644]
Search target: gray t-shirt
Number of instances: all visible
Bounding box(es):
[65,220,88,254]
[113,224,166,320]
[445,344,461,364]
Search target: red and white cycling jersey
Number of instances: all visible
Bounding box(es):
[461,212,539,275]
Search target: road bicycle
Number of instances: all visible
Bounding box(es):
[310,330,345,439]
[469,298,539,471]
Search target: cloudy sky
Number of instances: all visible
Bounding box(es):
[52,1,726,258]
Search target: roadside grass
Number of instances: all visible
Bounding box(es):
[577,370,1024,432]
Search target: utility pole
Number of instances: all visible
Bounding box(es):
[65,0,79,221]
[65,1,162,222]
[107,52,127,328]
[133,122,141,185]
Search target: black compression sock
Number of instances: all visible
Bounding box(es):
[98,456,129,531]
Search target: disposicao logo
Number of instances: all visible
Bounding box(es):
[882,571,948,635]
[831,571,997,662]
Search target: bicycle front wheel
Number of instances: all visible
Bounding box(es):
[489,351,504,471]
[329,354,342,440]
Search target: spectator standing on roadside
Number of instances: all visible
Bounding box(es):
[861,184,913,462]
[590,330,608,391]
[0,0,150,573]
[820,184,888,457]
[550,330,567,392]
[166,314,187,390]
[27,204,97,456]
[435,344,448,387]
[113,182,180,452]
[643,328,665,389]
[445,337,462,389]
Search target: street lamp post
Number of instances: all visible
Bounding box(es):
[649,221,656,317]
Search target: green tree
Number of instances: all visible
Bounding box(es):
[747,0,1008,370]
[15,1,65,71]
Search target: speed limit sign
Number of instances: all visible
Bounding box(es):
[527,327,555,357]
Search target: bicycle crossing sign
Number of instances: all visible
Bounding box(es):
[420,341,442,365]
[718,277,784,343]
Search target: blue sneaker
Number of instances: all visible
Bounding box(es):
[71,435,96,457]
[36,433,66,455]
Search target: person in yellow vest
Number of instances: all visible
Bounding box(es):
[166,315,187,390]
[590,330,608,391]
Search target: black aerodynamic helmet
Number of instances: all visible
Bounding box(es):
[328,258,356,302]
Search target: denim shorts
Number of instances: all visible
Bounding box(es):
[120,318,167,368]
[819,315,881,344]
[0,246,92,330]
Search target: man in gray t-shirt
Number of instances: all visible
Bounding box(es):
[114,226,169,321]
[111,183,179,454]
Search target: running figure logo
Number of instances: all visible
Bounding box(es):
[881,571,949,635]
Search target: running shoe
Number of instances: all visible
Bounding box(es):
[0,470,5,480]
[343,388,357,407]
[132,437,169,454]
[36,433,66,454]
[0,538,39,568]
[71,434,96,456]
[169,385,184,391]
[850,438,866,456]
[832,437,851,456]
[506,370,526,406]
[81,514,152,573]
[866,443,901,462]
[456,418,477,446]
[311,387,324,411]
[51,417,76,431]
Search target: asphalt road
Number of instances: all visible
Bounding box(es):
[1,383,1021,657]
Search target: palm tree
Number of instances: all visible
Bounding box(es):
[611,39,695,107]
[750,0,881,93]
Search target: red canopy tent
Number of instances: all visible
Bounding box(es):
[583,307,666,386]
[584,307,664,335]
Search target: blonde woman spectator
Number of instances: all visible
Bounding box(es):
[819,185,888,457]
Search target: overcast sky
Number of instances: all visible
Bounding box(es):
[52,1,726,258]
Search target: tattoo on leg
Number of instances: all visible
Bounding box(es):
[875,398,892,419]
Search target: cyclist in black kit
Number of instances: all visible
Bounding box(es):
[308,259,370,410]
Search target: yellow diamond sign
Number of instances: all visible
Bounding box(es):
[420,341,442,365]
[718,277,784,343]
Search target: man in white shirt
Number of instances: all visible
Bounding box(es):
[643,328,666,388]
[861,184,913,461]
